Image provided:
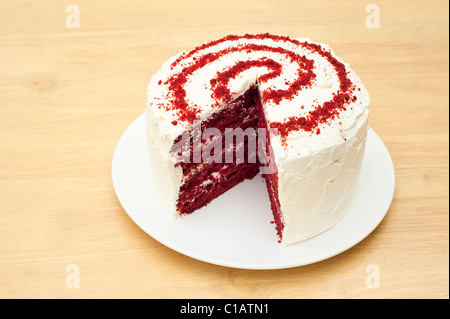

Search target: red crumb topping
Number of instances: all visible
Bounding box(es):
[158,33,357,141]
[210,58,282,103]
[270,91,353,142]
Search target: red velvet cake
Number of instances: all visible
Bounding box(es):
[145,34,370,246]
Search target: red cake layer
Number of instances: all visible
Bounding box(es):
[255,90,284,239]
[172,84,285,240]
[174,86,262,215]
[177,163,259,214]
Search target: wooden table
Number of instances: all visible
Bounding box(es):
[0,0,448,299]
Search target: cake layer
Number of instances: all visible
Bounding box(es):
[175,86,261,214]
[177,163,259,214]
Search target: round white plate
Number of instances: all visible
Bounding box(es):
[112,113,395,270]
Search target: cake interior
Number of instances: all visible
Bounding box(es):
[172,85,284,239]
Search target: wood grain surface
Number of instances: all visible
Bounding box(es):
[0,0,448,299]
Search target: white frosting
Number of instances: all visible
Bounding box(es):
[145,35,370,245]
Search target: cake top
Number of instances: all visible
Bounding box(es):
[146,33,369,156]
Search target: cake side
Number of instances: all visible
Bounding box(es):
[263,42,370,245]
[276,110,369,245]
[146,107,183,218]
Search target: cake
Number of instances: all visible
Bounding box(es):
[145,33,370,246]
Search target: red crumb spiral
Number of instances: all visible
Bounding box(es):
[159,33,357,140]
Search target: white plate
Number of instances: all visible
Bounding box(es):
[112,113,395,270]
